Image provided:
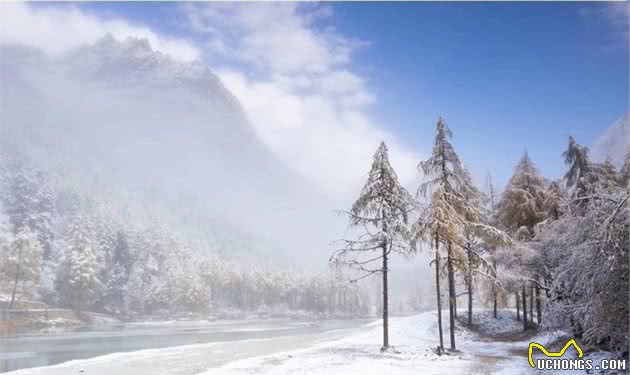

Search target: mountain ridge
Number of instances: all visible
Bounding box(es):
[0,36,339,268]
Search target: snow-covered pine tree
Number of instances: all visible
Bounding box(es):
[56,214,100,313]
[0,155,55,260]
[32,171,55,260]
[330,142,415,351]
[1,225,42,310]
[415,117,477,351]
[100,230,132,316]
[102,262,128,315]
[497,151,547,236]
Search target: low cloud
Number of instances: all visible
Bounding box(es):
[0,2,200,61]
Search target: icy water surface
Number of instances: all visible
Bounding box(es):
[0,318,371,373]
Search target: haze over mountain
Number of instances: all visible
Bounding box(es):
[592,113,630,167]
[0,36,344,268]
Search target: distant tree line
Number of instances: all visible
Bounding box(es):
[0,149,372,320]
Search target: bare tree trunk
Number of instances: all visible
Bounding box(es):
[9,244,24,311]
[447,241,456,351]
[529,285,534,323]
[492,261,498,319]
[544,277,551,299]
[467,246,473,325]
[435,234,444,352]
[536,284,542,324]
[453,290,458,319]
[522,286,528,331]
[381,242,389,350]
[516,292,520,321]
[9,271,20,311]
[375,279,382,315]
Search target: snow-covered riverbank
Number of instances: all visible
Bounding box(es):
[7,310,626,375]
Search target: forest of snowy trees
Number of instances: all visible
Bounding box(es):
[0,145,372,320]
[335,117,628,353]
[1,112,627,356]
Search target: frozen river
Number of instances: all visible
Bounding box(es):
[0,318,372,374]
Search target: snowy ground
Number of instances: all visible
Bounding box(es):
[7,310,627,375]
[202,310,532,375]
[204,312,471,375]
[203,310,627,375]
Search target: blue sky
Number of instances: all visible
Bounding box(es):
[331,2,628,185]
[21,2,630,190]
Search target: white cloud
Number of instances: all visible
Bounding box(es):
[0,2,200,61]
[219,70,418,193]
[580,2,629,41]
[183,3,420,193]
[603,2,629,27]
[184,2,355,74]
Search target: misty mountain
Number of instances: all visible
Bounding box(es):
[0,36,341,266]
[591,113,630,167]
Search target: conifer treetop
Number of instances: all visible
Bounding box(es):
[496,151,547,235]
[350,142,415,229]
[418,117,467,196]
[416,117,479,247]
[330,142,415,280]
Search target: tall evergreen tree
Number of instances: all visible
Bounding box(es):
[330,142,415,351]
[416,117,474,351]
[0,156,55,260]
[1,226,42,310]
[496,151,547,330]
[56,214,99,313]
[497,151,547,236]
[100,231,132,316]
